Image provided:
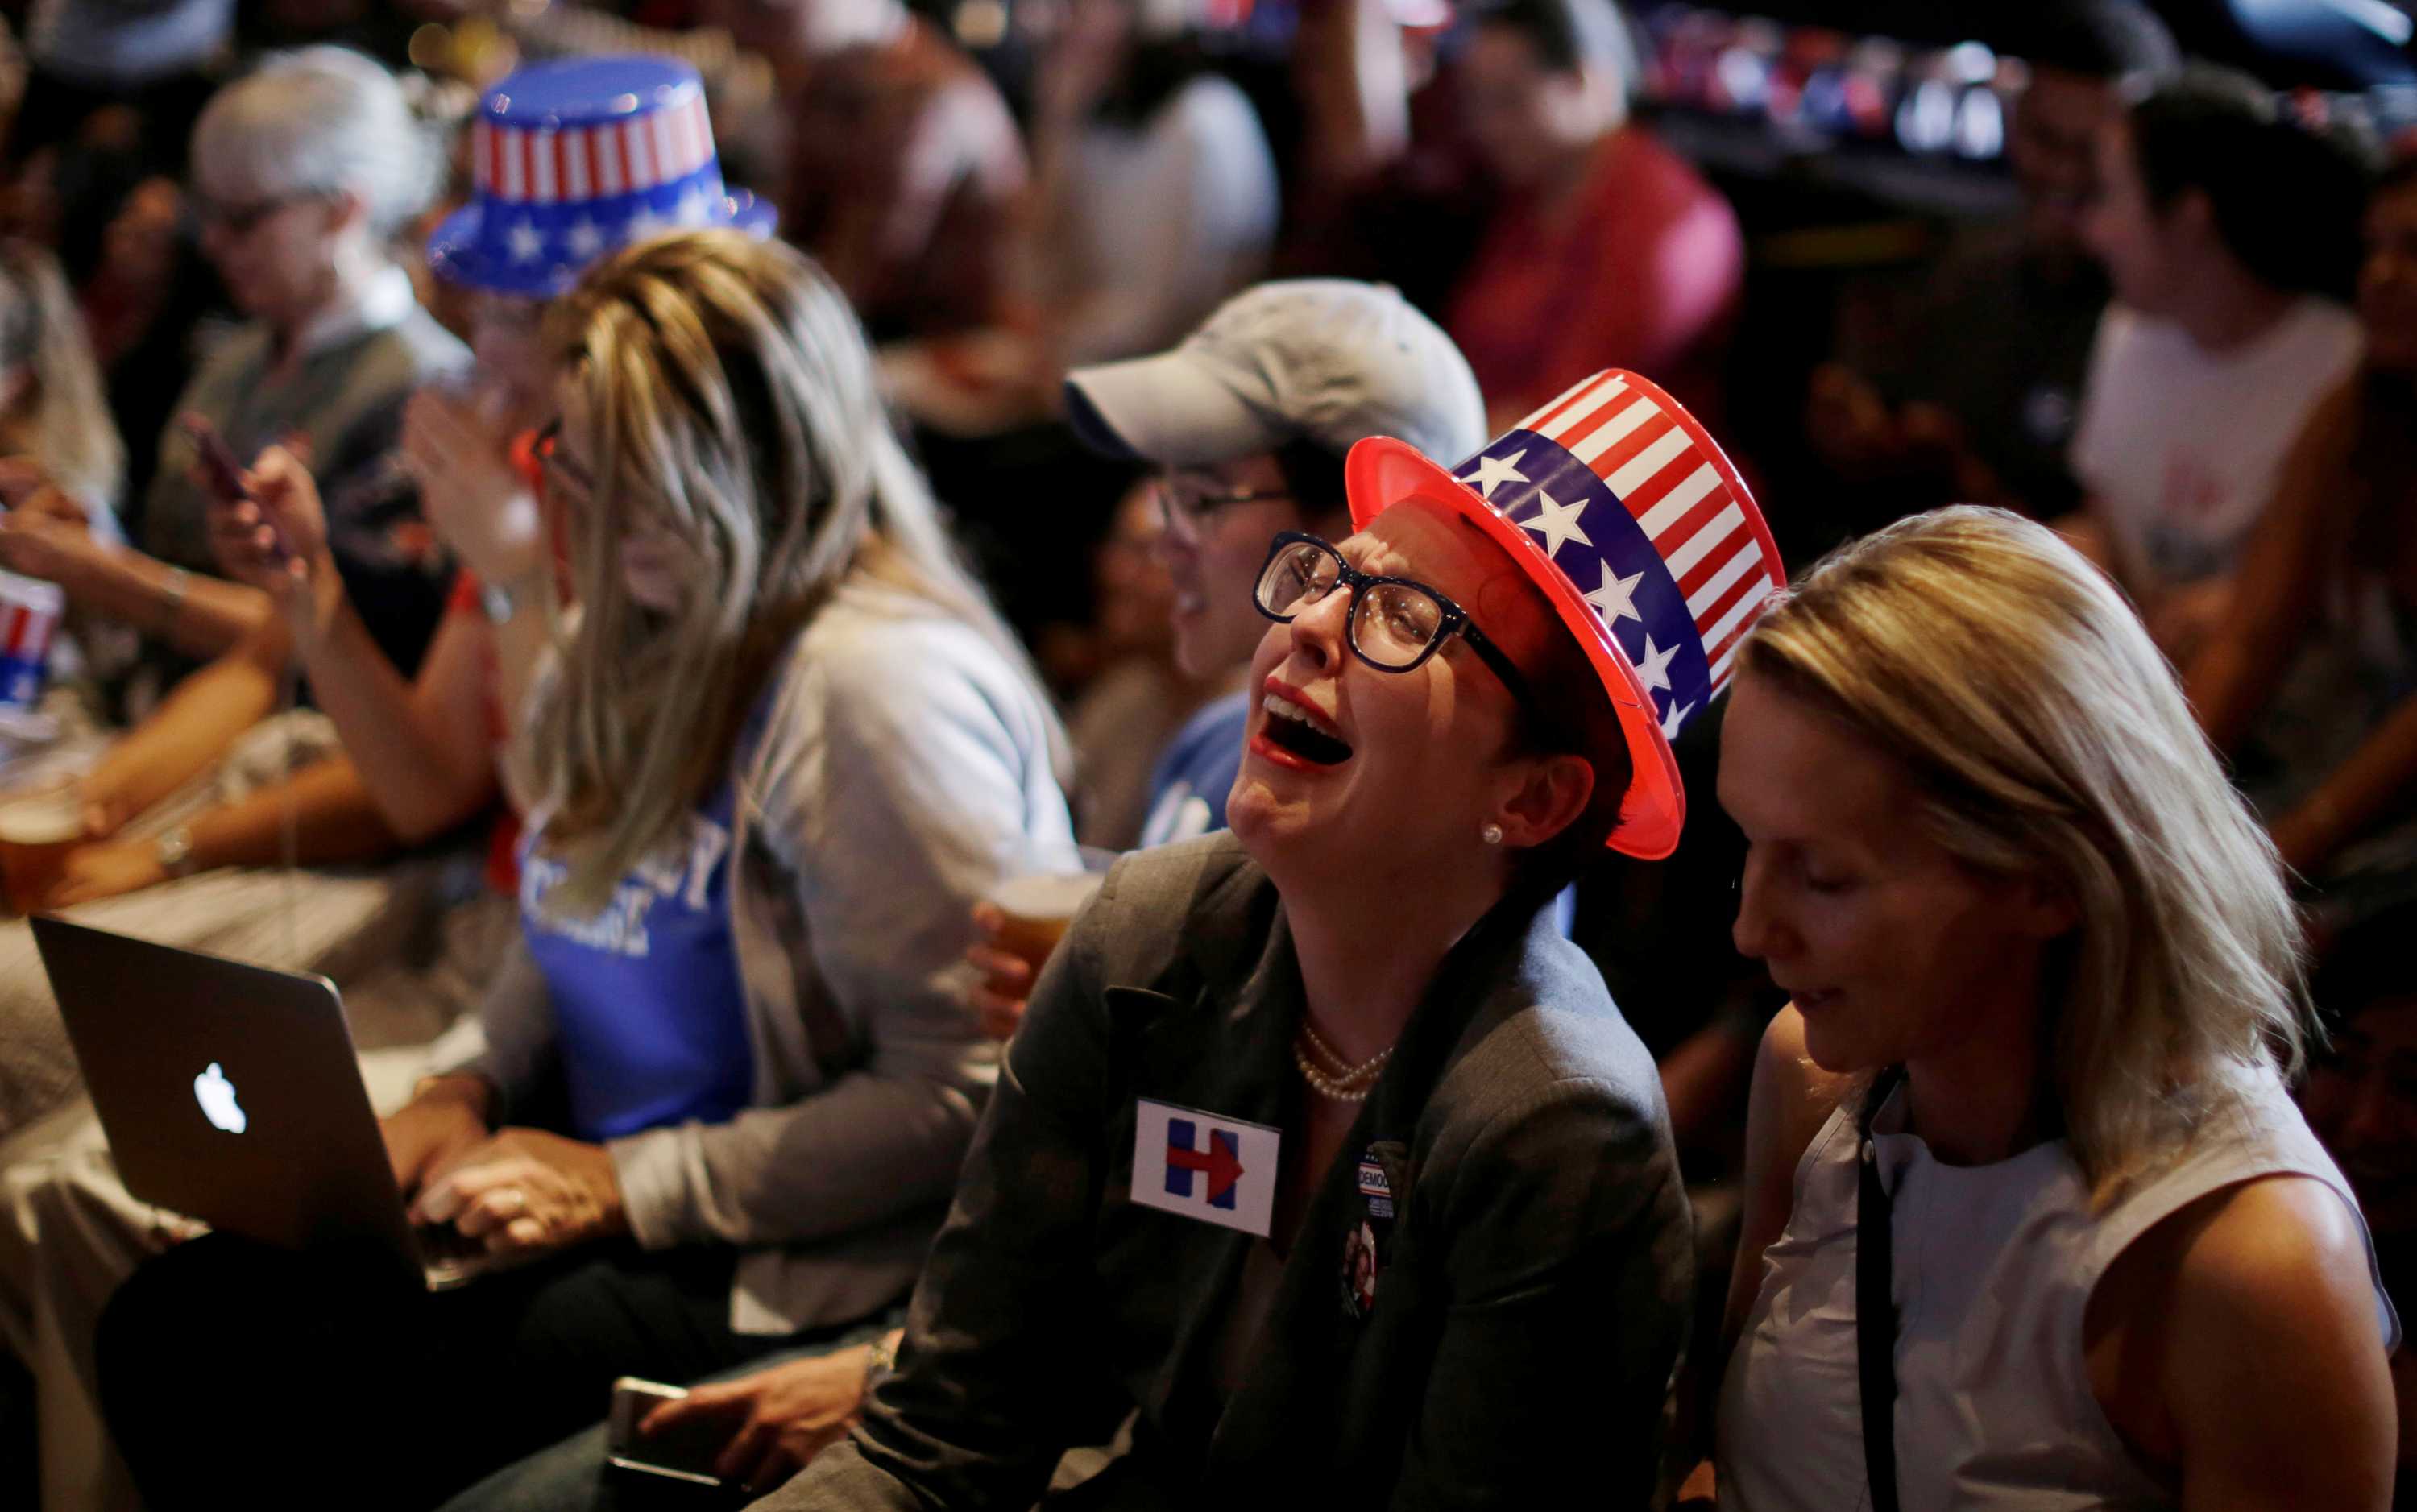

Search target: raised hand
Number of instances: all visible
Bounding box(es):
[399,386,544,590]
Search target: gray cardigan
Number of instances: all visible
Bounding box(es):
[441,577,1080,1335]
[775,831,1694,1510]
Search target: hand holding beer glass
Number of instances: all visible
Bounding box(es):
[0,781,85,913]
[967,860,1110,1040]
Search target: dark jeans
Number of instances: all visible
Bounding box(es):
[94,1233,848,1511]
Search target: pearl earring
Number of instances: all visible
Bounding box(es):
[1480,822,1504,846]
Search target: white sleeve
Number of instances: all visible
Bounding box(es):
[2067,305,2130,499]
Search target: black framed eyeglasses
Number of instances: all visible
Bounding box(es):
[1252,532,1541,715]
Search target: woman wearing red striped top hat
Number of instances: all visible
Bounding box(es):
[767,371,1785,1509]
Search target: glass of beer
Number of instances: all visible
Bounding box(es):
[985,861,1111,984]
[0,785,84,914]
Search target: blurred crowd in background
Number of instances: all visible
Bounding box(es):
[0,0,2412,1504]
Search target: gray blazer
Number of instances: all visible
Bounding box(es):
[773,831,1693,1510]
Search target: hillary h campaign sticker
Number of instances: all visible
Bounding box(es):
[1130,1099,1281,1238]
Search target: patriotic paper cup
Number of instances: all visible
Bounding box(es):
[1345,370,1784,859]
[0,569,61,739]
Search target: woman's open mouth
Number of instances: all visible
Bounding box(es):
[1259,691,1354,767]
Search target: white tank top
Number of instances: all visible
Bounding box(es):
[1716,1068,2398,1511]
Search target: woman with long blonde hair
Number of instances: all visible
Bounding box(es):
[1706,506,2398,1509]
[524,228,1055,906]
[93,229,1080,1511]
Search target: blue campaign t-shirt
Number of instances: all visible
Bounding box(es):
[1138,690,1250,850]
[518,784,755,1142]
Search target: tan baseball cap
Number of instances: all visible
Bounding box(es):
[1063,280,1486,470]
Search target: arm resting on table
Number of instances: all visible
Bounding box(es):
[81,619,290,829]
[176,753,400,872]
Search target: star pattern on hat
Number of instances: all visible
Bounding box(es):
[627,205,670,242]
[507,219,545,263]
[1459,449,1529,500]
[566,217,604,260]
[1660,698,1694,740]
[1519,491,1592,559]
[1624,628,1682,690]
[1633,633,1677,693]
[1583,561,1644,626]
[675,184,714,227]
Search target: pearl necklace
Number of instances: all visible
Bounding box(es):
[1293,1020,1394,1104]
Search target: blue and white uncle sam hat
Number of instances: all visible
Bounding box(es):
[428,56,777,297]
[1346,371,1785,860]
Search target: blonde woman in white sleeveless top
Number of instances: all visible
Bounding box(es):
[1702,507,2400,1509]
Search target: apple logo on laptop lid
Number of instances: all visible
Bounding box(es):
[193,1063,247,1134]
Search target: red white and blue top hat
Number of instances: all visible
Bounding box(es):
[1346,370,1784,860]
[429,56,777,299]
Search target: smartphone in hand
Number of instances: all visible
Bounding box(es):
[607,1377,728,1489]
[180,415,292,561]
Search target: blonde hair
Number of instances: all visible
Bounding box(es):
[1736,506,2303,1199]
[0,242,121,512]
[533,230,1058,907]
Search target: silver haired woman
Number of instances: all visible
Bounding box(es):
[1706,507,2398,1509]
[0,46,466,677]
[91,230,1079,1510]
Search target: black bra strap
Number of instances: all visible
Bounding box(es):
[1856,1068,1907,1512]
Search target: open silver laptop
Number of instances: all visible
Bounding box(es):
[31,914,499,1290]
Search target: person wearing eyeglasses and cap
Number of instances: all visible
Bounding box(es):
[770,370,1785,1509]
[1068,278,1487,847]
[968,279,1484,1036]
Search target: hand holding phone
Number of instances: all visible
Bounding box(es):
[607,1377,728,1488]
[181,415,294,565]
